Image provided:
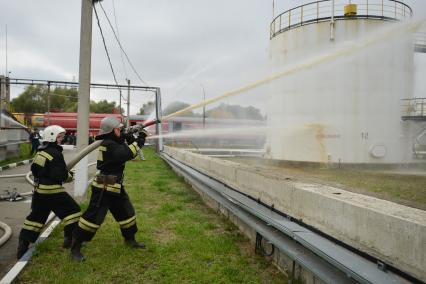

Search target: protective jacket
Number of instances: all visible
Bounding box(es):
[32,142,72,193]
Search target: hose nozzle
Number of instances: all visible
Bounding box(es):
[141,119,161,128]
[126,119,161,134]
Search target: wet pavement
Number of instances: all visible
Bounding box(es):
[0,149,97,279]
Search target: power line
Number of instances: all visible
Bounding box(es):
[92,3,125,104]
[111,0,129,80]
[98,1,149,86]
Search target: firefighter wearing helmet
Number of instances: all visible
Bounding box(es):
[17,125,81,259]
[71,116,146,262]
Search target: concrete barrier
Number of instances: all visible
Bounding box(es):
[163,146,426,281]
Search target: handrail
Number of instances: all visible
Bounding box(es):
[270,0,413,39]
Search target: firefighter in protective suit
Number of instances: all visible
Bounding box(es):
[70,116,146,262]
[17,125,80,259]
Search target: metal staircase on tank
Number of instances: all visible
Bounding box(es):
[401,98,426,158]
[402,31,426,158]
[401,98,426,121]
[414,32,426,53]
[412,128,426,159]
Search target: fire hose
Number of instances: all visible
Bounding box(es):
[0,221,12,247]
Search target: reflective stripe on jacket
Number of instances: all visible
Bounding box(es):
[35,184,65,194]
[31,143,69,186]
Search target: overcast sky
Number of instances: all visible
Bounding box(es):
[0,0,425,115]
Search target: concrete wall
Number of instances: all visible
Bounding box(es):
[164,146,426,281]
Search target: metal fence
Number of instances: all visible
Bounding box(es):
[270,0,413,39]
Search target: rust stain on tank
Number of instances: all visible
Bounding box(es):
[306,123,328,162]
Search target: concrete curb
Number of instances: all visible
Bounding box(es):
[0,159,33,172]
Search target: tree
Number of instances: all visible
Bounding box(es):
[51,87,78,112]
[163,101,195,116]
[11,85,120,114]
[138,101,155,115]
[206,103,264,120]
[90,100,119,113]
[11,85,46,113]
[11,86,78,113]
[206,106,234,119]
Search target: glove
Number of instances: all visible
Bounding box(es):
[139,129,148,139]
[124,132,136,144]
[65,171,74,183]
[136,135,146,148]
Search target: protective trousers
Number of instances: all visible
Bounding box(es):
[19,192,81,243]
[73,185,138,242]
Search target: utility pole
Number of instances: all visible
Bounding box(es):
[201,84,206,128]
[330,0,335,41]
[126,79,130,127]
[155,88,163,152]
[47,81,51,126]
[0,77,3,129]
[119,89,122,116]
[75,0,97,197]
[1,25,8,128]
[5,25,8,77]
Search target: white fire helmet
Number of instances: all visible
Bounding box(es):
[99,116,123,135]
[43,125,66,142]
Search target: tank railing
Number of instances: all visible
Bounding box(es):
[270,0,412,39]
[401,98,426,119]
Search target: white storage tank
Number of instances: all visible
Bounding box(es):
[266,0,425,164]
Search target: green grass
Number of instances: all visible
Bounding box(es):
[16,146,285,284]
[0,143,32,167]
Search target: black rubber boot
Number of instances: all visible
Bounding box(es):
[125,237,146,249]
[63,236,72,249]
[70,239,85,262]
[17,239,30,260]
